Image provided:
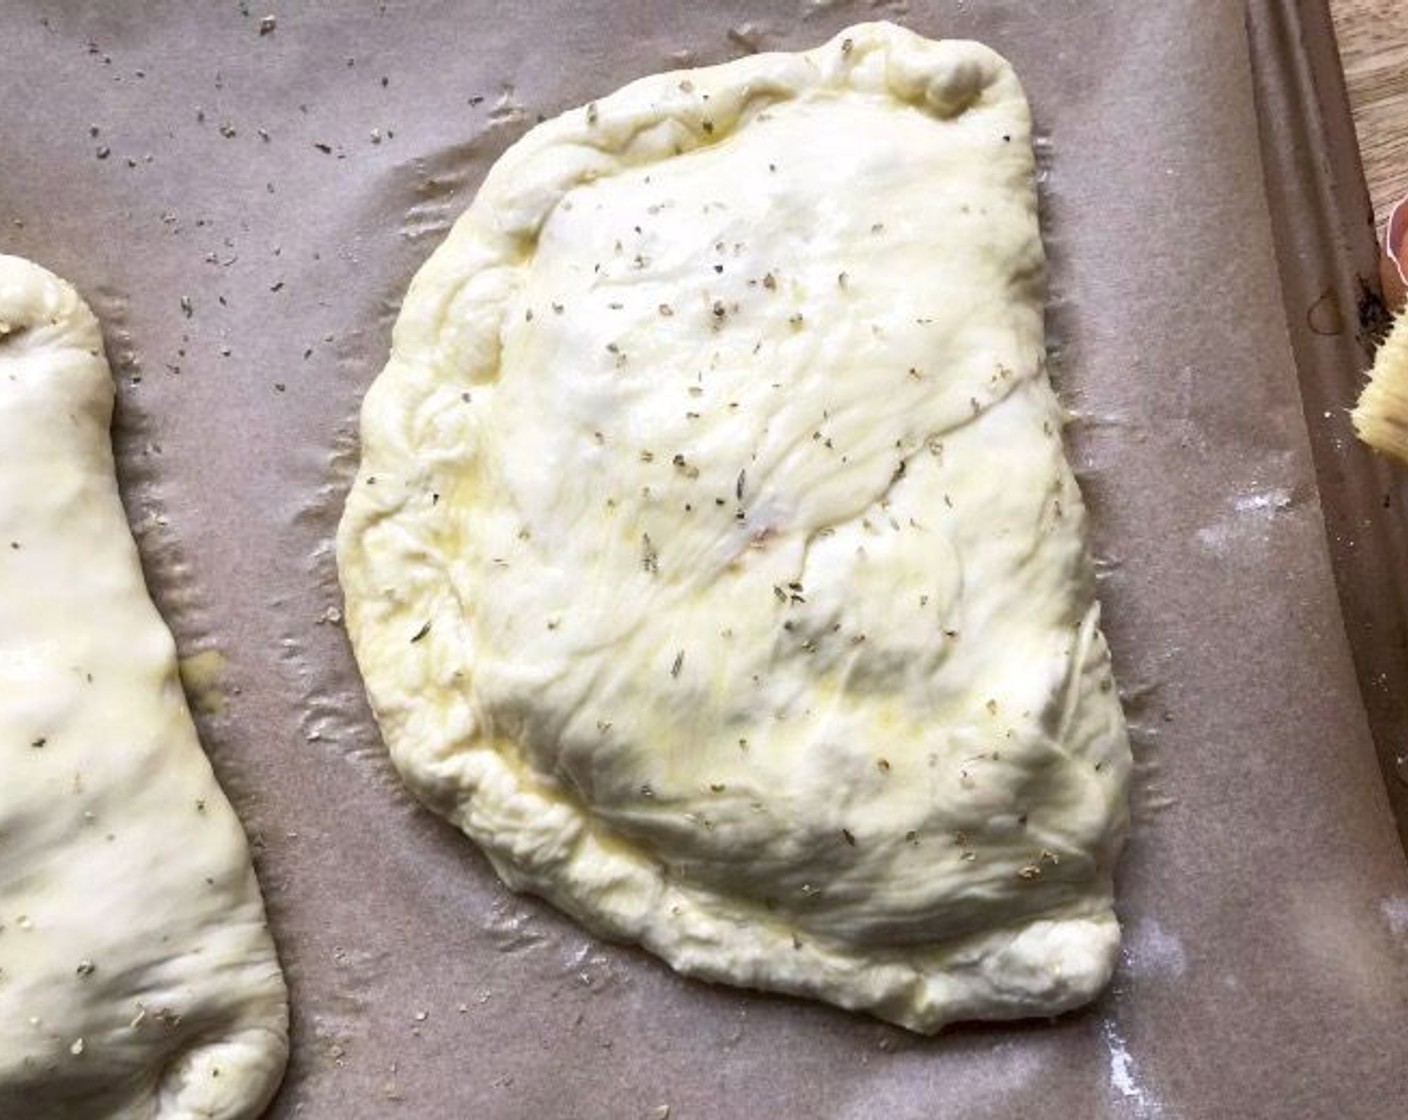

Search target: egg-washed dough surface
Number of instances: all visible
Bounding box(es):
[0,256,288,1118]
[339,21,1130,1032]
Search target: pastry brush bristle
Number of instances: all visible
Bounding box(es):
[1353,310,1408,465]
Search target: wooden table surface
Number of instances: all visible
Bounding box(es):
[1331,0,1408,225]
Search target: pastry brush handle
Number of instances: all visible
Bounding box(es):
[1384,195,1406,312]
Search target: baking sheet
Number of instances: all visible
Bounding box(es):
[4,1,1408,1116]
[1249,0,1408,852]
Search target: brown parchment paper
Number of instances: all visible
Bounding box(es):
[3,2,1407,1117]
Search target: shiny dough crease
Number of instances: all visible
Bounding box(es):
[338,21,1131,1032]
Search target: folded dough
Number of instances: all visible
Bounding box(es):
[0,256,288,1117]
[339,21,1131,1032]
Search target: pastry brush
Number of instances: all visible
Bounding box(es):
[1352,195,1408,462]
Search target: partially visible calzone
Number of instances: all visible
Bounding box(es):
[0,256,288,1118]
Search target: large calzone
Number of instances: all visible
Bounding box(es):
[0,255,288,1117]
[339,21,1131,1031]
